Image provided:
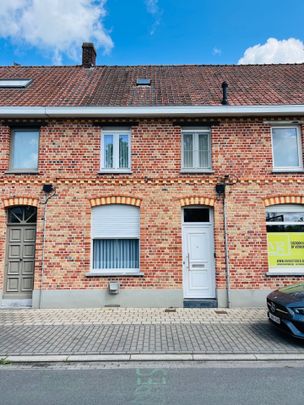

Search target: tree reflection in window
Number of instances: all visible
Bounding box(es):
[266,212,304,223]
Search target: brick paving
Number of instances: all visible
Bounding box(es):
[0,308,265,325]
[0,308,304,356]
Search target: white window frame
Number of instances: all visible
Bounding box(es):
[90,205,140,275]
[100,128,131,173]
[10,128,40,172]
[266,204,304,274]
[181,127,212,172]
[271,126,303,172]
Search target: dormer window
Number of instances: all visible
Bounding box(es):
[0,79,32,88]
[136,78,151,86]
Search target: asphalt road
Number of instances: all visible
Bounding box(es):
[1,362,304,405]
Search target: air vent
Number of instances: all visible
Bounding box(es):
[136,78,151,86]
[0,79,32,88]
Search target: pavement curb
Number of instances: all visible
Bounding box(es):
[3,353,304,363]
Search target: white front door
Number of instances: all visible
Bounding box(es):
[182,224,215,299]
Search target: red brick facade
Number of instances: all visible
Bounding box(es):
[0,117,304,307]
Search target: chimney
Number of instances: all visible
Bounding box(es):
[82,42,96,68]
[221,81,229,105]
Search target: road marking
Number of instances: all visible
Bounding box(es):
[132,368,168,404]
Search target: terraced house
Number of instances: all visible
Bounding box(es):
[0,43,304,309]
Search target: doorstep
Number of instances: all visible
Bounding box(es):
[1,299,32,309]
[183,299,218,308]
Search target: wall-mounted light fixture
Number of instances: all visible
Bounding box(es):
[42,184,54,193]
[215,183,225,195]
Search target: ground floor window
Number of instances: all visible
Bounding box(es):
[91,204,140,273]
[266,204,304,273]
[93,239,139,270]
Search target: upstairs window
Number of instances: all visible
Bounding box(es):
[271,127,303,171]
[10,128,39,172]
[182,128,211,171]
[100,129,131,172]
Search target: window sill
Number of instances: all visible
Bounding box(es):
[5,170,39,175]
[272,170,304,174]
[98,170,132,175]
[266,272,304,276]
[85,272,144,277]
[180,169,214,174]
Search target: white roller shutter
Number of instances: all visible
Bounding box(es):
[92,205,140,238]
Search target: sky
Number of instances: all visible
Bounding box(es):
[0,0,304,66]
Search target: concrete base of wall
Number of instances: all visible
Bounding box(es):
[32,289,184,309]
[31,288,273,309]
[217,289,272,308]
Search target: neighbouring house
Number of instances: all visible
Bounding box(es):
[0,43,304,309]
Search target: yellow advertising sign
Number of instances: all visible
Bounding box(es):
[267,233,304,268]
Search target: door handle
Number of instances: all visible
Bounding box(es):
[183,255,190,269]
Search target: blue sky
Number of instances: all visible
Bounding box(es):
[0,0,304,66]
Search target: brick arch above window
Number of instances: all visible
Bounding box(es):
[264,195,304,207]
[3,197,39,208]
[180,196,215,207]
[89,196,142,208]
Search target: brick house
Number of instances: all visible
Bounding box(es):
[1,43,304,308]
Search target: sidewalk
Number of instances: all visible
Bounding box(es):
[0,308,304,361]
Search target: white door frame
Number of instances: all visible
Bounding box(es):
[182,207,216,299]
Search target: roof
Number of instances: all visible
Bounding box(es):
[0,64,304,107]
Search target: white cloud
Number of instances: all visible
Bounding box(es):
[0,0,113,64]
[238,37,304,64]
[145,0,162,35]
[212,47,221,56]
[145,0,159,14]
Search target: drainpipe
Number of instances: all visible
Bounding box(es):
[216,181,231,308]
[38,184,56,309]
[223,187,231,308]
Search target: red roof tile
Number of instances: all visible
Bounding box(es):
[0,64,303,107]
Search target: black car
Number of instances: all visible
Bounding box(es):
[267,283,304,339]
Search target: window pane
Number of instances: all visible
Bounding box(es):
[12,130,39,170]
[198,134,209,168]
[24,206,37,223]
[184,208,210,222]
[183,134,193,168]
[266,212,304,223]
[93,239,139,270]
[104,135,113,168]
[272,128,300,167]
[8,207,23,223]
[119,134,129,168]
